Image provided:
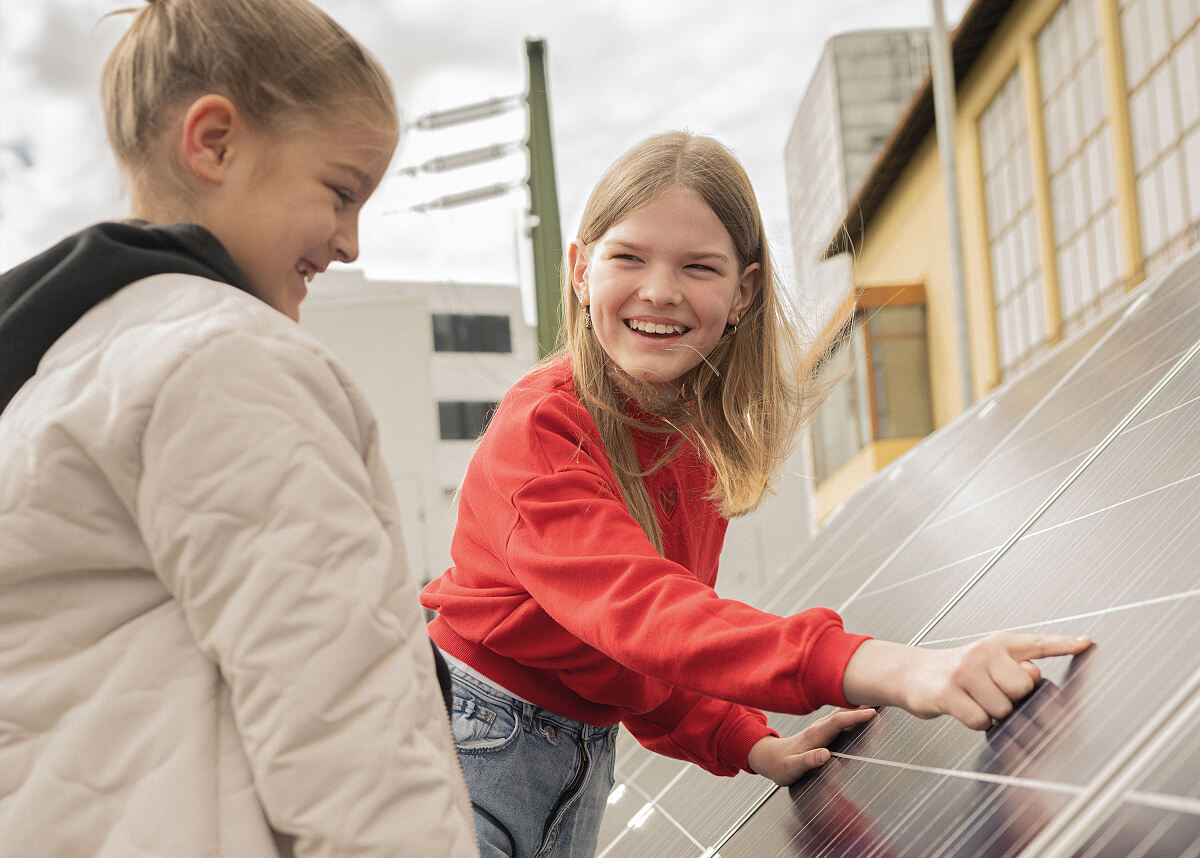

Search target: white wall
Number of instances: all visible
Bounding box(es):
[300,269,537,586]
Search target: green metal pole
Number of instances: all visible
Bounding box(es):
[525,38,564,358]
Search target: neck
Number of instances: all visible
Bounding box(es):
[610,368,687,416]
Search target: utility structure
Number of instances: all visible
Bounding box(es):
[929,0,974,409]
[400,38,565,358]
[523,38,564,358]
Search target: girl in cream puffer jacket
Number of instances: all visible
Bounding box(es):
[0,224,476,857]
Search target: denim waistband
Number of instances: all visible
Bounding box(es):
[446,662,618,742]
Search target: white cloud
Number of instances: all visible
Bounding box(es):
[1,0,971,284]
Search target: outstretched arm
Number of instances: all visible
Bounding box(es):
[842,632,1092,730]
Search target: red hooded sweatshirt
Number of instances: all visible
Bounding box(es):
[422,357,869,775]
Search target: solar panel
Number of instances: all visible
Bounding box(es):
[597,244,1200,857]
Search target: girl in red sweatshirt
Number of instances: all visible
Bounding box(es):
[421,131,1090,858]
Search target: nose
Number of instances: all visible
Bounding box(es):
[638,264,682,306]
[333,214,360,264]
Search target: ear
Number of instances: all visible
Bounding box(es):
[731,262,761,324]
[180,94,242,184]
[568,240,589,305]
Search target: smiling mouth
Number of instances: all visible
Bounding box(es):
[295,261,318,284]
[626,319,688,336]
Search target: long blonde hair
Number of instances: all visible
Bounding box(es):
[101,0,397,203]
[562,131,824,553]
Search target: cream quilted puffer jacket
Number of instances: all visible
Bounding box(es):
[0,274,477,858]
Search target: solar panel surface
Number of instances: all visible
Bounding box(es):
[597,245,1200,858]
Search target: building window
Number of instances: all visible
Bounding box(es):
[812,287,934,483]
[813,323,871,483]
[1121,0,1200,274]
[1038,0,1125,336]
[437,401,499,440]
[432,314,512,353]
[865,302,934,440]
[980,69,1047,379]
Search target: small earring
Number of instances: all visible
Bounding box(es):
[583,304,592,331]
[724,311,740,335]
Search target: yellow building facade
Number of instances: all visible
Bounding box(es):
[814,0,1200,519]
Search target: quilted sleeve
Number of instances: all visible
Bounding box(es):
[136,328,478,858]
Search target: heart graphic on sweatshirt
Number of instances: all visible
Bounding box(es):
[658,486,678,519]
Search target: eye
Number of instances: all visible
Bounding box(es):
[330,186,356,207]
[686,263,716,273]
[613,253,642,263]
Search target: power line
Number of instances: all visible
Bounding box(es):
[395,141,525,177]
[409,180,526,212]
[410,94,524,130]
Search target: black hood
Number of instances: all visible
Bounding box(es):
[0,221,253,414]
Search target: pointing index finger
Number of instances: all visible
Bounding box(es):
[1005,633,1092,661]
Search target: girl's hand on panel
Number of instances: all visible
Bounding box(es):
[842,633,1092,730]
[747,707,876,786]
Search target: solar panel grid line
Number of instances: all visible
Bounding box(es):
[598,757,709,858]
[772,753,925,856]
[757,477,892,592]
[905,334,1200,649]
[902,600,1200,849]
[839,262,1200,621]
[755,476,896,615]
[838,355,1199,631]
[919,587,1200,646]
[700,597,1200,854]
[890,593,1199,798]
[919,775,1038,858]
[602,250,1200,857]
[855,766,957,858]
[596,799,704,858]
[998,468,1200,543]
[694,318,1160,857]
[1023,664,1200,857]
[751,315,1120,623]
[829,749,1088,858]
[763,348,1105,638]
[940,598,1196,798]
[701,782,776,855]
[1125,792,1200,817]
[830,300,1143,616]
[710,427,1190,835]
[828,752,1084,795]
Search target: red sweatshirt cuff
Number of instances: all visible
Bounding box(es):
[803,622,873,710]
[722,715,778,774]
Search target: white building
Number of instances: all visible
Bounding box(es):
[301,269,538,588]
[785,29,932,329]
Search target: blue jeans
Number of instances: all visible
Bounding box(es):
[447,664,618,858]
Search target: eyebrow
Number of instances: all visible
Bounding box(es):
[608,239,731,264]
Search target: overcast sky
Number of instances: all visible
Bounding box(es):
[0,0,970,290]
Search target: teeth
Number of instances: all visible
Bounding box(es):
[628,319,686,335]
[296,263,315,283]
